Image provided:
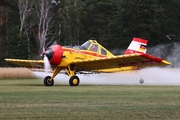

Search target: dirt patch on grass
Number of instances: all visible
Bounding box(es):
[0,68,35,79]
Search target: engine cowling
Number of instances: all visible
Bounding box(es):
[43,45,63,66]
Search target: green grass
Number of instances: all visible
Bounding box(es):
[0,79,180,120]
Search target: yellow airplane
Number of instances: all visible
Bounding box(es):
[5,37,171,86]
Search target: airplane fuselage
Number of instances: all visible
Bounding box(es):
[5,38,171,86]
[60,47,137,72]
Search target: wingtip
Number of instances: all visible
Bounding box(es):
[4,58,9,61]
[162,60,171,65]
[4,58,14,61]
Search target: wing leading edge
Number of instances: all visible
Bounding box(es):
[5,59,44,68]
[5,53,171,73]
[71,53,171,72]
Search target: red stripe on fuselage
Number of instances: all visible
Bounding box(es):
[62,48,106,57]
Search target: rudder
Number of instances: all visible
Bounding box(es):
[124,37,148,54]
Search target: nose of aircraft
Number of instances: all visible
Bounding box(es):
[44,48,53,60]
[44,45,63,66]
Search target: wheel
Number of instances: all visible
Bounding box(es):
[44,76,54,86]
[69,76,80,86]
[139,79,144,84]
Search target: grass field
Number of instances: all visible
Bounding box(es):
[0,79,180,120]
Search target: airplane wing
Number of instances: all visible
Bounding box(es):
[5,53,171,73]
[5,59,44,68]
[71,53,171,72]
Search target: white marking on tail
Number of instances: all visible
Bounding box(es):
[124,37,148,54]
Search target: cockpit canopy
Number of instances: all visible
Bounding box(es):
[81,40,114,56]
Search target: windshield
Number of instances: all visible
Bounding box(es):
[81,41,91,50]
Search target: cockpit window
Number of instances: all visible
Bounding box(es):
[101,48,107,55]
[90,44,98,52]
[81,41,91,50]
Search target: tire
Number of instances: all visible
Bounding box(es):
[139,79,144,84]
[44,76,54,86]
[69,76,80,86]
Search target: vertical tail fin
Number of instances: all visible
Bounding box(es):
[124,37,148,55]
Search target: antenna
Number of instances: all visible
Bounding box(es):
[166,35,176,45]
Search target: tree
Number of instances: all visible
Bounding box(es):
[0,0,31,66]
[18,0,34,59]
[57,0,84,45]
[18,0,33,36]
[113,0,180,46]
[82,0,118,46]
[34,0,57,56]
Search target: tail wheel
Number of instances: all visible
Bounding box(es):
[139,79,144,84]
[69,76,80,86]
[44,76,54,86]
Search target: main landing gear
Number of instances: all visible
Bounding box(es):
[43,75,80,86]
[43,65,80,86]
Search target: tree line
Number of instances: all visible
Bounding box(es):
[0,0,180,66]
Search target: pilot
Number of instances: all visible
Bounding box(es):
[90,44,97,52]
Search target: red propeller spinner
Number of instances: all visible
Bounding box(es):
[42,45,63,66]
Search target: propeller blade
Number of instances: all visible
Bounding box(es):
[44,55,52,72]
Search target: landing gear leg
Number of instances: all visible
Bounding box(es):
[43,67,62,86]
[65,65,80,86]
